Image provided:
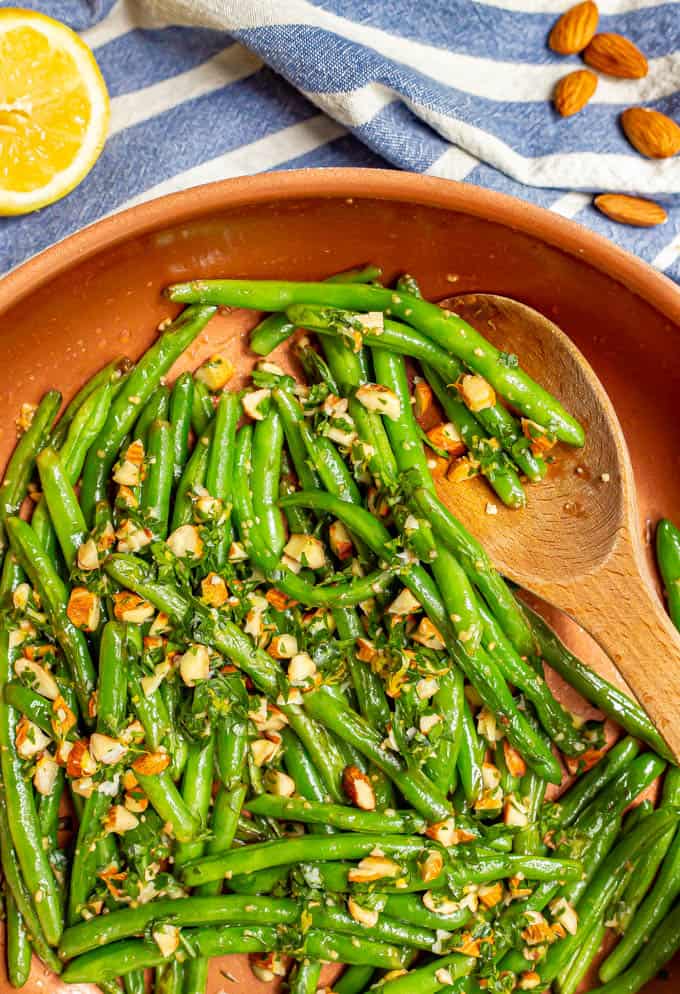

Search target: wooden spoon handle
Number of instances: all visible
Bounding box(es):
[563,567,680,760]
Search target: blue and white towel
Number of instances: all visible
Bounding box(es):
[2,0,679,281]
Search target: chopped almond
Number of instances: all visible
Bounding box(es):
[105,805,139,835]
[347,897,379,928]
[458,374,496,412]
[15,657,59,700]
[283,534,326,570]
[522,912,555,946]
[66,739,97,778]
[348,856,400,883]
[249,952,286,983]
[288,653,318,687]
[71,776,95,797]
[66,587,100,632]
[268,634,298,659]
[549,897,579,936]
[77,538,100,572]
[200,572,229,607]
[482,762,501,791]
[521,418,557,456]
[116,519,153,553]
[90,733,127,766]
[113,592,155,624]
[503,740,527,778]
[427,422,466,456]
[329,520,354,561]
[504,794,530,828]
[96,520,116,552]
[447,455,479,483]
[116,485,139,509]
[342,765,376,811]
[565,746,606,776]
[55,740,74,767]
[419,713,442,736]
[265,588,297,611]
[33,752,59,795]
[178,644,211,686]
[411,617,446,650]
[167,524,203,559]
[356,637,378,663]
[195,354,235,391]
[419,850,444,883]
[263,769,296,797]
[478,882,504,909]
[152,923,180,958]
[425,818,476,847]
[125,439,145,466]
[228,541,249,562]
[250,738,278,767]
[124,789,149,814]
[113,459,141,487]
[242,388,271,421]
[518,972,542,991]
[422,891,460,915]
[415,676,440,700]
[132,751,170,776]
[356,383,401,421]
[388,588,422,616]
[414,380,433,418]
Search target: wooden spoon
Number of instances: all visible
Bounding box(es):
[435,292,680,761]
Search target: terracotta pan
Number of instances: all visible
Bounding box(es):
[1,168,679,993]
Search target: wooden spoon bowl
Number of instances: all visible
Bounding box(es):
[436,292,680,759]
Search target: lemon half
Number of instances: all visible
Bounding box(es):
[0,8,109,216]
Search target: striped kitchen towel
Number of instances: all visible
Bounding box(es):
[2,0,679,281]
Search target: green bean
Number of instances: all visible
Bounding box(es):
[135,385,170,442]
[532,808,678,989]
[38,764,65,853]
[169,372,194,484]
[135,769,199,843]
[378,950,476,994]
[425,667,464,797]
[168,280,583,444]
[334,606,391,732]
[289,959,322,994]
[191,379,214,436]
[155,958,183,994]
[281,727,335,835]
[598,785,680,980]
[3,682,66,738]
[251,408,286,556]
[423,364,526,506]
[543,735,640,830]
[303,687,452,822]
[205,390,239,563]
[657,518,680,631]
[36,447,87,570]
[558,919,606,994]
[246,795,425,834]
[59,895,298,959]
[198,782,247,891]
[382,893,471,932]
[590,902,680,994]
[302,929,407,969]
[80,305,215,524]
[334,965,375,994]
[0,628,63,946]
[325,264,383,285]
[228,865,289,895]
[6,890,32,988]
[281,706,346,804]
[171,424,213,530]
[50,358,126,449]
[182,832,426,888]
[174,737,215,868]
[0,389,61,556]
[272,388,321,492]
[310,903,437,950]
[522,600,673,761]
[6,516,96,715]
[140,419,174,539]
[124,970,146,994]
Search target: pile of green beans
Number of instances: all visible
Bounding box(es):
[0,272,677,994]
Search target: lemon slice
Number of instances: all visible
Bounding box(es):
[0,8,109,215]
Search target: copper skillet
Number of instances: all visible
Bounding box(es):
[1,168,679,993]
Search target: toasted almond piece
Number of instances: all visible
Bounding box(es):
[197,572,228,608]
[116,484,139,509]
[503,740,527,778]
[71,776,95,797]
[553,69,597,117]
[426,422,465,456]
[116,519,152,553]
[621,106,680,159]
[195,354,235,391]
[447,455,479,483]
[15,657,60,700]
[242,388,271,421]
[167,523,203,559]
[152,923,180,957]
[584,33,648,78]
[355,637,378,663]
[594,193,667,227]
[518,972,542,991]
[178,644,211,686]
[482,761,501,791]
[348,855,401,883]
[565,745,607,775]
[77,538,100,572]
[549,896,579,935]
[388,588,422,616]
[90,732,127,766]
[113,591,155,624]
[322,393,349,419]
[425,817,477,847]
[355,383,401,420]
[251,738,278,767]
[105,805,139,835]
[66,587,100,632]
[228,540,249,562]
[342,765,376,811]
[268,634,298,659]
[283,533,326,570]
[34,752,59,795]
[549,1,598,54]
[419,713,442,736]
[413,380,433,419]
[419,850,444,883]
[15,715,50,759]
[453,932,484,957]
[329,519,354,561]
[113,458,141,487]
[423,891,460,915]
[132,750,170,776]
[347,897,379,928]
[428,453,451,478]
[458,374,496,412]
[477,706,503,743]
[415,676,440,700]
[263,769,296,797]
[478,882,504,909]
[288,652,318,686]
[124,789,149,814]
[55,739,74,766]
[249,952,287,983]
[411,617,446,650]
[521,417,557,456]
[67,739,97,778]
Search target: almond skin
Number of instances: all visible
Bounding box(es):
[620,108,680,159]
[594,194,667,228]
[583,33,648,78]
[553,70,598,117]
[549,1,599,54]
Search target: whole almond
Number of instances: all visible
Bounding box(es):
[583,33,648,78]
[594,194,667,227]
[549,1,599,54]
[621,108,680,159]
[554,70,598,117]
